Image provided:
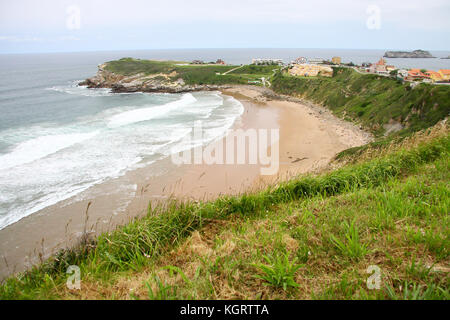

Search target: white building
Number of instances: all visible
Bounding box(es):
[252,58,284,66]
[292,57,307,65]
[308,58,324,64]
[397,69,409,78]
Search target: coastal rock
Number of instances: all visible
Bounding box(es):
[79,64,231,94]
[384,50,435,59]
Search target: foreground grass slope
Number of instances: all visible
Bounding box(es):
[1,124,448,300]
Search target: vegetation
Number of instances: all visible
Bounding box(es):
[104,58,282,86]
[272,67,450,137]
[0,123,448,300]
[0,59,448,300]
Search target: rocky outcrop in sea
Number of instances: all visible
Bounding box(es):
[384,50,435,58]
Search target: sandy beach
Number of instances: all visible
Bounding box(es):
[0,86,371,280]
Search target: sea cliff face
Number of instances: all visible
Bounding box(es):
[79,63,230,93]
[384,50,434,58]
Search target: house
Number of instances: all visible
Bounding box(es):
[309,58,324,65]
[293,57,307,65]
[289,64,333,77]
[332,57,341,65]
[438,69,450,81]
[397,69,409,78]
[407,69,431,81]
[252,58,284,66]
[425,70,443,82]
[369,58,388,74]
[386,65,397,72]
[216,59,226,65]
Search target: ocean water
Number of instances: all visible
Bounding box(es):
[0,48,449,230]
[0,52,246,230]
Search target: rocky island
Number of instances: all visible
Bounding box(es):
[384,49,435,58]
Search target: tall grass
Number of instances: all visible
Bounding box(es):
[0,135,448,299]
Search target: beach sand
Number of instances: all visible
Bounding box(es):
[0,86,371,279]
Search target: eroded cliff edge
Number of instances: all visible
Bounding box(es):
[79,63,231,93]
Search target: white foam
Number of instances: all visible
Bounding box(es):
[0,131,98,170]
[0,91,245,230]
[107,93,198,128]
[46,81,115,97]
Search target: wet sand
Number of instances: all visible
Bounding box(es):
[0,86,371,280]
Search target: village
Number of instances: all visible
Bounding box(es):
[284,56,450,84]
[190,56,450,86]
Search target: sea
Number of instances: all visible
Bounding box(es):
[1,48,449,230]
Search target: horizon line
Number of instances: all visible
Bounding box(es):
[1,47,450,56]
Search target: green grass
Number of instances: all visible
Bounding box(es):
[0,130,448,300]
[272,68,450,137]
[253,252,303,291]
[103,58,283,86]
[330,220,369,260]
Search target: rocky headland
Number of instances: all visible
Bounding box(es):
[79,63,231,94]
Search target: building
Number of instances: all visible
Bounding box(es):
[425,70,443,82]
[386,65,397,72]
[309,58,324,65]
[369,58,388,74]
[331,56,342,65]
[407,69,431,81]
[191,60,205,65]
[216,59,226,65]
[438,69,450,81]
[293,57,307,65]
[397,69,409,78]
[289,64,333,77]
[252,58,284,66]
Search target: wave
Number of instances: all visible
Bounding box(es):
[46,83,115,97]
[0,91,245,230]
[107,93,198,128]
[0,131,98,171]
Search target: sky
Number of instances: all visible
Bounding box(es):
[0,0,449,54]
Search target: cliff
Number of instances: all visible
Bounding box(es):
[272,67,450,137]
[79,63,230,93]
[384,50,435,58]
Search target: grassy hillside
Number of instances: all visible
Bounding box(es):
[1,124,448,300]
[105,60,449,138]
[103,58,282,86]
[272,68,450,137]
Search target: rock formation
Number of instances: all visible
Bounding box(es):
[384,50,434,58]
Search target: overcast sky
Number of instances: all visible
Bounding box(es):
[1,0,449,53]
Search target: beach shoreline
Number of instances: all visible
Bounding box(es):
[0,85,372,280]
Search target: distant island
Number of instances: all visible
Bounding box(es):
[441,56,450,59]
[384,50,435,58]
